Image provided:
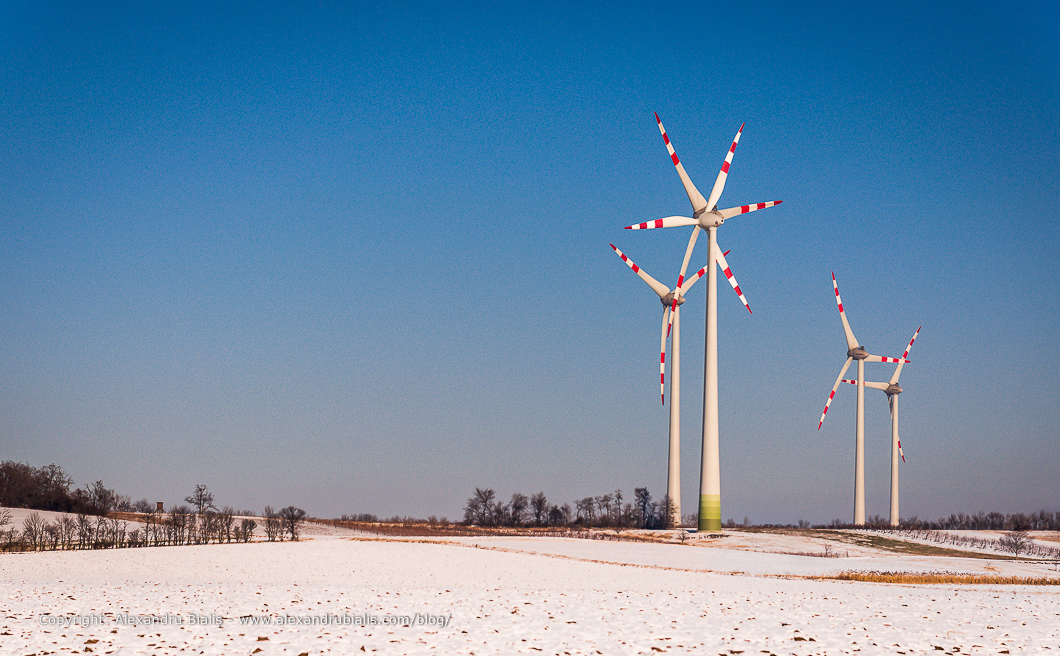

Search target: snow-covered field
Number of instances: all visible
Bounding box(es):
[3,524,1059,655]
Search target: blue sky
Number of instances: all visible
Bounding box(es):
[2,1,1057,523]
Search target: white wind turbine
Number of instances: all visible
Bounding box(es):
[817,272,910,526]
[610,243,750,526]
[838,326,920,527]
[624,113,781,531]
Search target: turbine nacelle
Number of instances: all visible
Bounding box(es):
[848,346,869,360]
[661,292,686,307]
[885,383,903,396]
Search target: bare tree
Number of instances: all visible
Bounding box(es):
[999,530,1032,556]
[462,488,496,526]
[184,484,215,515]
[595,494,613,527]
[238,518,257,543]
[169,505,192,546]
[0,508,11,532]
[5,526,25,552]
[89,481,117,516]
[22,512,46,551]
[263,506,281,541]
[44,521,60,550]
[113,494,132,512]
[279,506,306,541]
[576,497,595,526]
[58,515,76,550]
[489,499,509,527]
[196,510,218,544]
[219,507,235,543]
[76,511,92,549]
[509,493,529,527]
[634,488,652,529]
[530,492,549,527]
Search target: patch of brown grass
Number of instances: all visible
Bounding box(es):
[819,571,1060,585]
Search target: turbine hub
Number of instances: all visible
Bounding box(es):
[661,292,686,307]
[886,383,903,395]
[848,346,869,360]
[698,210,724,228]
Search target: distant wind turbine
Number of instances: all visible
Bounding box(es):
[817,272,910,526]
[839,326,921,527]
[609,242,748,526]
[624,113,781,531]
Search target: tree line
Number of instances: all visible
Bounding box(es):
[462,487,679,529]
[820,510,1060,531]
[0,486,306,552]
[0,462,308,552]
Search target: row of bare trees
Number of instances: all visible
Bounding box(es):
[880,526,1060,559]
[820,510,1060,531]
[0,483,308,552]
[463,487,677,529]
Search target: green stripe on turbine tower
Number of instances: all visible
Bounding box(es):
[699,494,721,531]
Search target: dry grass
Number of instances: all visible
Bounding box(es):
[819,571,1060,585]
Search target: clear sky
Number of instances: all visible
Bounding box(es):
[2,1,1058,524]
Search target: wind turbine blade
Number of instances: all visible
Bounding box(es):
[886,394,906,463]
[705,123,744,211]
[680,265,708,295]
[714,242,751,313]
[609,244,670,299]
[667,226,701,334]
[889,326,921,385]
[831,272,859,351]
[659,306,671,405]
[625,216,698,230]
[679,250,731,296]
[818,357,853,430]
[864,355,911,364]
[655,113,708,213]
[841,379,890,391]
[902,326,921,359]
[717,200,783,220]
[669,225,703,313]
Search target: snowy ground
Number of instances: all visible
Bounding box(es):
[3,527,1059,655]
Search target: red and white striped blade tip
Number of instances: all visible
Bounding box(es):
[624,216,696,230]
[902,326,922,358]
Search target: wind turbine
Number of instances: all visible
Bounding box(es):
[624,113,782,531]
[609,242,749,526]
[817,272,910,526]
[838,326,920,527]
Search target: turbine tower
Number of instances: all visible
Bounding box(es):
[609,243,749,526]
[839,326,920,526]
[817,272,910,526]
[625,114,781,531]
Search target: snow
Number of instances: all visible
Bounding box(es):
[2,525,1059,654]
